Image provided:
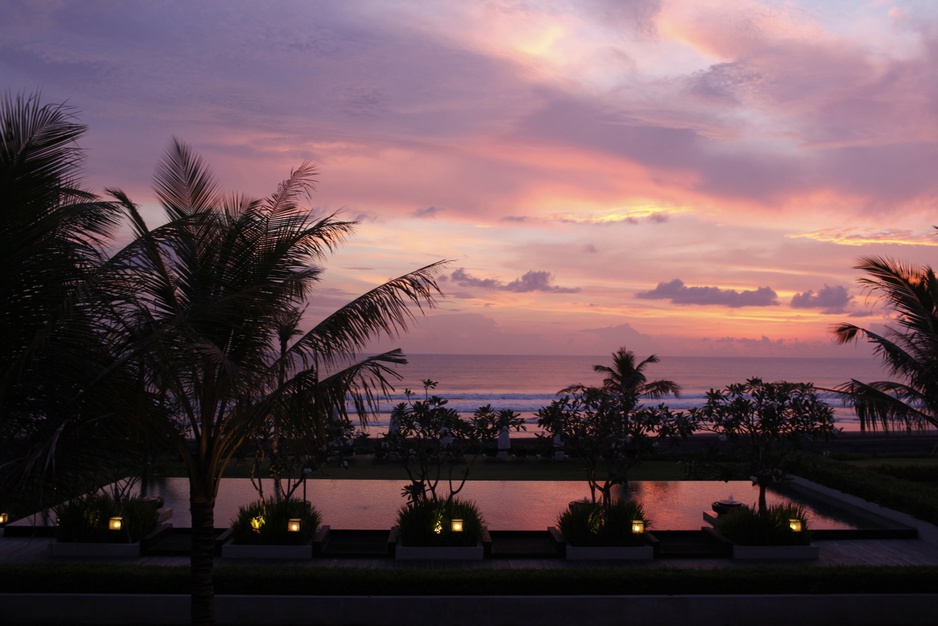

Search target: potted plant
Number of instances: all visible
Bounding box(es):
[395,497,486,560]
[555,497,654,560]
[712,503,818,560]
[382,380,519,560]
[51,492,159,557]
[222,497,322,559]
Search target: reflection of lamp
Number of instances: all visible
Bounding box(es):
[0,512,8,525]
[631,520,645,535]
[287,518,301,533]
[108,516,123,531]
[789,518,803,533]
[451,519,464,533]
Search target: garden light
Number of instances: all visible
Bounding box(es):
[789,518,803,533]
[250,515,265,533]
[108,516,123,531]
[287,518,301,533]
[631,520,645,535]
[0,512,8,525]
[450,518,464,533]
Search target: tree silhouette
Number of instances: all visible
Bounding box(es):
[833,256,938,431]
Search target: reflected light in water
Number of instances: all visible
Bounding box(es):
[135,478,867,531]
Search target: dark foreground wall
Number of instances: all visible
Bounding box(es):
[2,593,936,626]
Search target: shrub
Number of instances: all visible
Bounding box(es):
[716,503,811,546]
[801,456,938,526]
[558,498,649,546]
[55,492,158,543]
[230,498,322,545]
[396,497,484,547]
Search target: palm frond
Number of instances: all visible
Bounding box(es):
[153,138,219,220]
[836,379,936,431]
[833,255,938,432]
[296,261,450,364]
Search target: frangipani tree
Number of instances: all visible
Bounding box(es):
[383,379,524,503]
[693,378,836,513]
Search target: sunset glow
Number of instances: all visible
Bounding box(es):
[3,0,936,357]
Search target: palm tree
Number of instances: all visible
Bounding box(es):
[0,92,132,504]
[94,139,447,625]
[833,256,938,432]
[590,347,681,404]
[546,347,685,508]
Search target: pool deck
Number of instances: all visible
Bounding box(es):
[4,529,938,568]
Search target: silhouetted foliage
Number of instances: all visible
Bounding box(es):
[693,378,835,513]
[834,255,938,431]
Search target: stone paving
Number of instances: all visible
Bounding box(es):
[4,532,938,569]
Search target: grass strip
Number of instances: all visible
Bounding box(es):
[801,456,938,526]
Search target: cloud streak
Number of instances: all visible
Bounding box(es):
[451,268,581,294]
[636,279,779,308]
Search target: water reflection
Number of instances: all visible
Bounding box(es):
[137,478,868,531]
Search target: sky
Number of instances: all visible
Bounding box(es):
[2,0,937,358]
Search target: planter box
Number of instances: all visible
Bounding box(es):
[550,527,655,561]
[395,543,485,561]
[51,541,141,558]
[703,524,818,560]
[732,543,819,560]
[393,526,487,560]
[221,538,313,560]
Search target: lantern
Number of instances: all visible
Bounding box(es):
[287,518,302,533]
[450,519,464,533]
[108,516,123,531]
[631,520,645,535]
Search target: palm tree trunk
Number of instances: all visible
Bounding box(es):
[758,484,767,515]
[190,494,216,626]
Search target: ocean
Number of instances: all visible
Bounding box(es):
[365,354,892,434]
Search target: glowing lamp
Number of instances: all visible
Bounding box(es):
[0,512,8,525]
[108,516,123,531]
[287,518,302,533]
[789,518,803,533]
[631,520,645,535]
[450,519,464,533]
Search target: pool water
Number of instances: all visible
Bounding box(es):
[136,478,873,531]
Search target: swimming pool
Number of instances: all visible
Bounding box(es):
[135,477,877,531]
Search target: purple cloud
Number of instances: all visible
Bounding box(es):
[451,268,580,294]
[637,279,779,307]
[413,206,444,218]
[790,285,852,313]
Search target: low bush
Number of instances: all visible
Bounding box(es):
[870,463,938,486]
[715,503,810,546]
[558,498,649,547]
[396,497,484,547]
[4,563,937,596]
[230,498,322,545]
[801,456,938,526]
[54,492,158,544]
